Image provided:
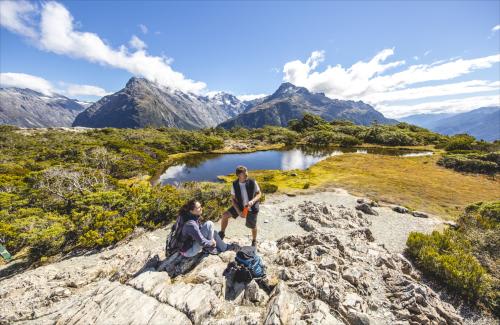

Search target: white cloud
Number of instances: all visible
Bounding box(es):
[370,54,500,91]
[138,23,148,34]
[237,94,268,101]
[284,48,406,99]
[1,1,206,94]
[65,84,110,97]
[129,35,147,50]
[0,0,38,38]
[424,50,432,56]
[492,25,500,32]
[378,95,500,118]
[0,72,110,99]
[0,72,54,95]
[282,49,500,116]
[364,80,500,103]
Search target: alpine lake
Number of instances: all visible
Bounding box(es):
[157,146,433,185]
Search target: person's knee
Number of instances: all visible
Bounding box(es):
[222,212,230,220]
[205,220,214,229]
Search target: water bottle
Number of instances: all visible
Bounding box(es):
[242,205,249,218]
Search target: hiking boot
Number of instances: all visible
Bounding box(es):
[202,246,219,255]
[218,231,225,240]
[227,243,241,252]
[251,240,257,247]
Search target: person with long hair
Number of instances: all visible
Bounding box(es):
[178,199,238,257]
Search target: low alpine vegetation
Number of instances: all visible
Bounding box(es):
[406,201,500,316]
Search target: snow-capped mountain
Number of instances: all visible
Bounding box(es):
[73,78,247,129]
[0,87,85,127]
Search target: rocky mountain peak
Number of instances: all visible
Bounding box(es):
[271,82,310,98]
[125,76,149,88]
[219,83,397,129]
[73,78,246,129]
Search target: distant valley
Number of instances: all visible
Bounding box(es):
[400,107,500,141]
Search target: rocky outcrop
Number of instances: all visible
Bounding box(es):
[0,200,463,324]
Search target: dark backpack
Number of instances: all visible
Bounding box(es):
[234,246,265,281]
[165,215,186,257]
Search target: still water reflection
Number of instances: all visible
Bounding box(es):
[159,147,432,185]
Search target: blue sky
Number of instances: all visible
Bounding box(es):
[0,0,499,117]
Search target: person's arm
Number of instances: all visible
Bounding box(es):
[248,181,262,207]
[248,191,261,207]
[184,222,214,247]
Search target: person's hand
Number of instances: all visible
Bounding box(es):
[211,239,216,247]
[247,200,254,207]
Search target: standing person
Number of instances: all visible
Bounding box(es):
[178,199,237,257]
[219,166,262,247]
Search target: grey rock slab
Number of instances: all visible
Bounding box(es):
[264,282,305,325]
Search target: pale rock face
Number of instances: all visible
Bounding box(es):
[0,199,464,325]
[0,87,85,127]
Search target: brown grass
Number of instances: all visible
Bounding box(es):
[221,153,499,220]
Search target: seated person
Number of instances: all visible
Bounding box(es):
[179,199,237,257]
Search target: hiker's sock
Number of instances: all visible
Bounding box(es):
[251,240,257,247]
[218,230,225,240]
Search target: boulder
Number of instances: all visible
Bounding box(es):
[244,280,268,305]
[411,211,429,218]
[392,206,409,214]
[355,203,378,216]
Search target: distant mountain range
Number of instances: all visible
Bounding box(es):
[4,78,495,140]
[0,87,87,127]
[73,77,247,129]
[218,83,397,129]
[400,107,500,141]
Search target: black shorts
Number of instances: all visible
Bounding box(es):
[227,207,258,229]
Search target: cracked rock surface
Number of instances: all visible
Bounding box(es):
[0,190,464,324]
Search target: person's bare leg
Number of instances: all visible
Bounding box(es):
[251,227,257,241]
[221,211,231,233]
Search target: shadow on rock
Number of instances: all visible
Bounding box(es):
[157,252,207,278]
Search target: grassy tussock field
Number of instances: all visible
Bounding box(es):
[222,153,500,219]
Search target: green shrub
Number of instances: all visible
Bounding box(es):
[289,113,329,132]
[406,201,500,316]
[437,154,499,174]
[259,182,278,193]
[339,135,362,147]
[305,131,345,146]
[406,230,487,299]
[444,134,476,151]
[363,128,418,146]
[0,208,73,257]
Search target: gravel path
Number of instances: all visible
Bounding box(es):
[216,188,443,253]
